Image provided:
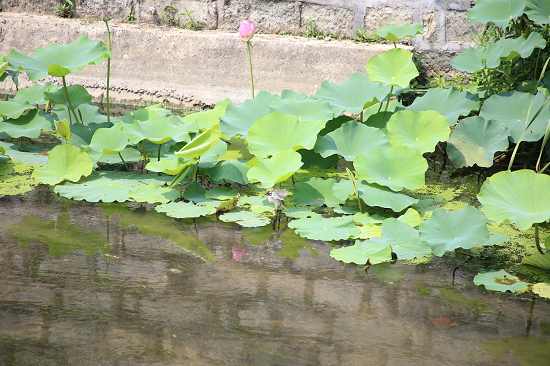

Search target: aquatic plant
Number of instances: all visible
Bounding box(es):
[239,20,256,98]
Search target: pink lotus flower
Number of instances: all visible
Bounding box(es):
[239,20,255,42]
[101,10,109,22]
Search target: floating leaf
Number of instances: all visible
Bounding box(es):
[293,177,345,207]
[247,150,303,187]
[366,48,419,88]
[127,182,180,204]
[369,23,425,42]
[284,207,322,219]
[419,206,490,256]
[473,270,529,293]
[353,180,417,212]
[219,91,277,138]
[525,0,550,25]
[350,223,382,240]
[367,218,432,259]
[247,112,325,158]
[403,87,480,126]
[219,211,271,227]
[312,72,391,115]
[352,212,385,226]
[447,117,510,168]
[269,97,333,122]
[532,282,550,298]
[355,146,428,191]
[288,216,361,241]
[468,0,526,29]
[450,43,504,73]
[32,144,93,185]
[330,242,392,265]
[0,109,54,138]
[387,110,450,153]
[477,169,550,230]
[155,201,216,218]
[522,253,550,270]
[314,120,389,161]
[204,187,239,200]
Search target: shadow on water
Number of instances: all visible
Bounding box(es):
[1,188,550,365]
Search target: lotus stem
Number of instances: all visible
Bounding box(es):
[158,143,162,161]
[141,141,146,174]
[247,41,255,99]
[384,86,394,112]
[105,20,112,123]
[118,152,129,171]
[360,110,363,123]
[62,75,81,124]
[193,157,200,181]
[534,223,545,255]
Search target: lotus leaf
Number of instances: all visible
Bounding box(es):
[333,205,361,215]
[496,32,546,61]
[67,122,112,148]
[0,100,33,119]
[32,144,93,185]
[367,218,432,259]
[98,147,142,164]
[247,112,325,158]
[319,115,354,136]
[477,170,550,230]
[44,85,92,108]
[53,104,110,126]
[196,140,228,168]
[207,159,250,184]
[155,201,216,218]
[402,87,480,126]
[479,91,550,143]
[86,123,129,160]
[219,91,277,138]
[481,234,510,246]
[397,208,421,227]
[269,98,333,122]
[5,34,112,80]
[467,0,526,29]
[279,89,309,101]
[54,171,171,202]
[127,182,180,204]
[238,195,270,206]
[0,141,50,165]
[363,101,402,122]
[312,72,391,115]
[219,211,271,227]
[181,100,230,130]
[522,253,550,270]
[288,216,361,241]
[366,48,419,88]
[314,120,390,161]
[184,181,208,203]
[293,177,345,207]
[13,83,59,105]
[387,110,450,153]
[350,223,382,240]
[124,115,191,145]
[0,109,55,138]
[419,206,490,256]
[330,242,392,265]
[355,146,428,191]
[364,111,392,134]
[297,149,339,169]
[338,179,417,212]
[145,156,194,175]
[275,229,318,259]
[525,0,550,24]
[450,43,504,73]
[352,212,385,226]
[284,207,322,219]
[175,129,219,158]
[369,23,425,42]
[247,151,303,187]
[447,117,510,168]
[533,282,550,298]
[204,187,239,200]
[473,269,529,292]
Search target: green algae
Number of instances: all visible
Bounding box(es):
[0,159,38,198]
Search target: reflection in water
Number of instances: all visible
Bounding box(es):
[1,188,550,365]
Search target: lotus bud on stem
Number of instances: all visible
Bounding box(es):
[239,20,255,98]
[102,10,112,123]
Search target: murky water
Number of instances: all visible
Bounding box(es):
[1,187,549,366]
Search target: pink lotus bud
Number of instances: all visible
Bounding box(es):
[102,10,109,22]
[239,20,255,42]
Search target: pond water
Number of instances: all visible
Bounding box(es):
[1,186,550,366]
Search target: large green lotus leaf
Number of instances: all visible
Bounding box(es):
[450,43,504,73]
[479,91,550,143]
[98,146,142,164]
[314,120,389,161]
[146,157,195,175]
[44,85,92,108]
[366,48,419,88]
[523,253,550,270]
[54,171,171,202]
[293,177,345,207]
[207,159,250,184]
[13,83,59,105]
[219,91,277,138]
[0,100,33,119]
[366,218,432,259]
[369,23,425,42]
[124,115,190,145]
[419,206,490,256]
[496,32,546,61]
[350,223,383,240]
[468,0,526,29]
[155,201,216,218]
[127,182,180,204]
[219,211,271,227]
[0,109,55,138]
[447,116,510,168]
[402,87,481,126]
[397,208,421,227]
[0,141,50,165]
[247,150,303,187]
[387,110,450,153]
[355,146,428,191]
[312,72,391,115]
[473,270,529,293]
[279,89,309,101]
[288,216,361,241]
[196,140,227,168]
[52,104,110,126]
[364,111,393,134]
[477,169,550,230]
[204,187,239,200]
[525,0,550,24]
[67,122,111,148]
[32,144,93,185]
[175,129,219,158]
[5,35,112,80]
[352,212,385,226]
[184,181,208,203]
[269,98,333,122]
[330,242,392,265]
[336,179,418,212]
[181,102,228,130]
[87,123,129,160]
[297,149,339,169]
[319,115,354,136]
[247,112,325,158]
